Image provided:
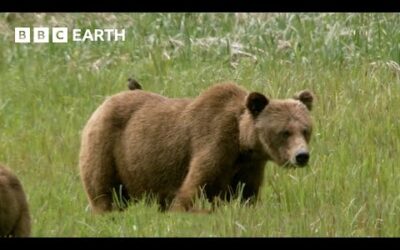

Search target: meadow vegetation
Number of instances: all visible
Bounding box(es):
[0,13,399,236]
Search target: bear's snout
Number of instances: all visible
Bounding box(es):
[294,150,309,166]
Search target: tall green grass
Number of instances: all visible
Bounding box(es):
[0,13,399,236]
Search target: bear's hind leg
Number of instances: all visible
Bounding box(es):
[82,162,117,214]
[79,130,117,214]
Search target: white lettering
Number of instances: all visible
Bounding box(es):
[103,29,114,41]
[72,29,81,41]
[16,28,126,43]
[94,29,104,41]
[114,29,125,41]
[82,30,94,42]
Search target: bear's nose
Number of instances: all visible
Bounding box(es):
[295,151,309,166]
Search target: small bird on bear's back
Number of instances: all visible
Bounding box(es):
[127,78,142,91]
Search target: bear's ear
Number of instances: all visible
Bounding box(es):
[293,90,314,111]
[246,92,269,116]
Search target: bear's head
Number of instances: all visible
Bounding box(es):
[244,90,314,167]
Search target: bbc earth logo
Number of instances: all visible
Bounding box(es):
[14,27,126,43]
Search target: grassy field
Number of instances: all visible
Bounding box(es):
[0,13,400,237]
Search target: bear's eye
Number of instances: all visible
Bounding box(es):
[280,130,291,139]
[302,129,309,137]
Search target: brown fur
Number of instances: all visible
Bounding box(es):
[0,164,31,237]
[79,83,314,213]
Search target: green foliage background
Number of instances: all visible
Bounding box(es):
[0,13,399,236]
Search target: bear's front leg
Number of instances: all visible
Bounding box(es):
[169,149,236,213]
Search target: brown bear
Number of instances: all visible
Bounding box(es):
[0,164,31,237]
[79,83,314,213]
